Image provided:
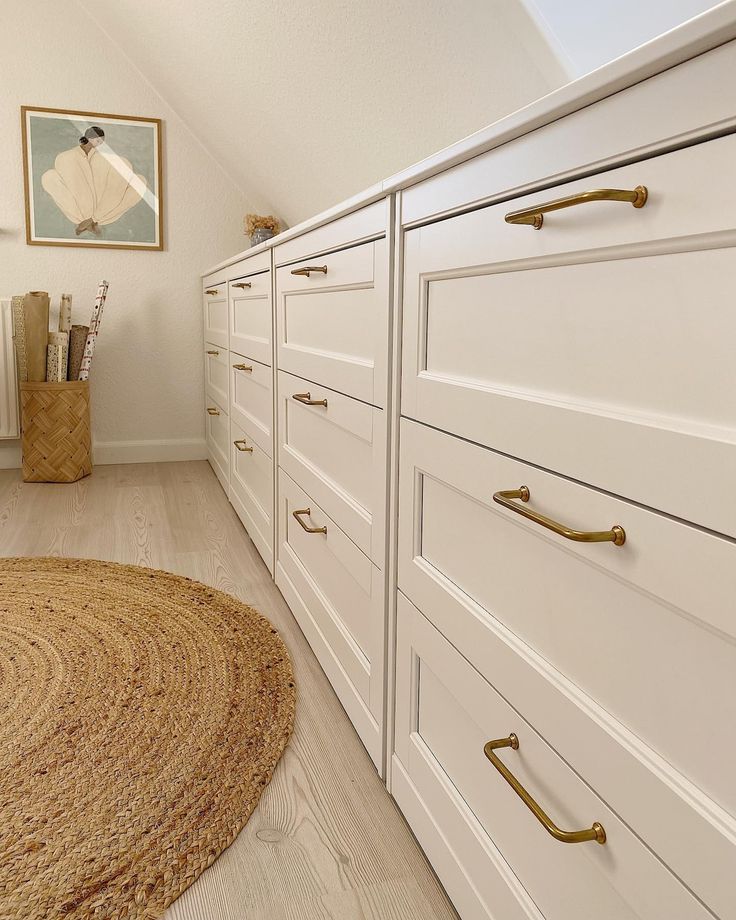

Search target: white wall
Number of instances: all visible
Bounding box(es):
[523,0,724,77]
[0,0,251,468]
[78,0,567,226]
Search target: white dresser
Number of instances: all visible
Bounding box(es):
[202,248,275,573]
[273,200,391,770]
[201,12,736,918]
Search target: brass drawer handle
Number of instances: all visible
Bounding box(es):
[292,507,327,534]
[232,363,253,372]
[292,392,328,408]
[233,439,253,452]
[205,288,219,295]
[485,734,606,845]
[493,486,625,546]
[291,265,328,277]
[232,281,252,289]
[206,349,219,355]
[505,186,648,229]
[206,407,220,416]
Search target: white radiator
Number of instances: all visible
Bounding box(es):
[0,297,20,439]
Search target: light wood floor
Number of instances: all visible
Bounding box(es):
[0,460,458,920]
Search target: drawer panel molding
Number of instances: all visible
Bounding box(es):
[278,370,386,566]
[276,239,389,407]
[230,418,273,572]
[276,470,384,768]
[402,135,736,538]
[397,417,736,918]
[393,593,714,920]
[230,354,272,457]
[229,271,272,365]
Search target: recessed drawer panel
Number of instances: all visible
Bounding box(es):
[203,346,228,409]
[230,418,272,572]
[278,371,386,566]
[229,271,272,365]
[230,354,272,457]
[402,135,736,538]
[203,283,228,350]
[276,240,388,406]
[204,395,228,494]
[393,593,713,920]
[398,417,736,918]
[276,469,383,768]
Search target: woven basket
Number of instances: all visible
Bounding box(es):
[20,381,92,483]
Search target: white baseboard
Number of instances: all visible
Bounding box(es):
[0,441,21,469]
[0,437,207,469]
[93,438,208,465]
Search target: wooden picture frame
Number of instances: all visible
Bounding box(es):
[21,106,164,250]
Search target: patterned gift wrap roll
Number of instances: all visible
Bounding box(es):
[68,325,89,381]
[78,281,109,381]
[11,295,29,382]
[58,294,72,332]
[46,331,69,383]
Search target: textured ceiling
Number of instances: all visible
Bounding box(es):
[76,0,566,227]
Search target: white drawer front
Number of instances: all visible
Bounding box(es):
[398,417,736,918]
[203,346,228,409]
[203,283,228,350]
[230,354,272,457]
[230,418,273,572]
[276,240,388,406]
[229,271,272,365]
[394,593,713,920]
[402,135,736,538]
[276,470,383,768]
[205,396,229,493]
[278,371,386,566]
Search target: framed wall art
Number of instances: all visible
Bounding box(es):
[21,106,163,250]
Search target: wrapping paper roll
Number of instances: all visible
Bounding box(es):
[78,281,109,381]
[68,325,89,381]
[59,294,72,332]
[46,331,69,383]
[23,291,50,382]
[11,295,28,382]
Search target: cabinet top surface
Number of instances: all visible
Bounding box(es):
[202,0,736,278]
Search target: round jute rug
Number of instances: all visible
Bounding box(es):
[0,557,296,919]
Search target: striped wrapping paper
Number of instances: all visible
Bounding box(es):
[78,281,109,382]
[46,331,69,382]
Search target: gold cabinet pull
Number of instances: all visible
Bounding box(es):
[484,734,606,845]
[233,439,253,452]
[292,507,327,534]
[205,288,219,295]
[232,363,253,372]
[292,392,328,408]
[232,281,252,289]
[206,349,219,355]
[505,186,648,229]
[206,407,220,416]
[493,486,625,546]
[291,265,328,277]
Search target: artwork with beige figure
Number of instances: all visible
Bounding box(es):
[41,126,147,236]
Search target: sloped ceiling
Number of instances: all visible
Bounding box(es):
[76,0,566,227]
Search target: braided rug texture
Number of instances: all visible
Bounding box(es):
[0,558,296,919]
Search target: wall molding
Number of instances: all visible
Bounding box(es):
[0,442,22,470]
[0,437,207,469]
[93,438,208,465]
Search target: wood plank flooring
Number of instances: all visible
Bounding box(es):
[0,460,458,920]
